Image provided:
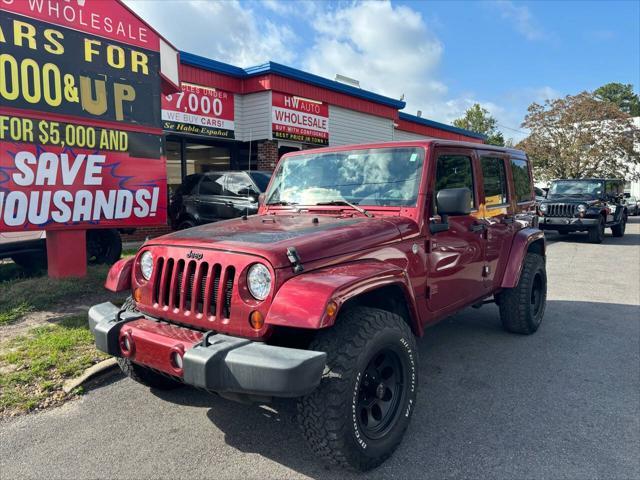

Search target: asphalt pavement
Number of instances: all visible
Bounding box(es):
[2,218,639,480]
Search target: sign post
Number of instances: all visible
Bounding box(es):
[0,0,178,277]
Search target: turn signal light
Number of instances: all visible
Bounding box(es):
[133,287,142,302]
[249,310,264,330]
[326,301,338,318]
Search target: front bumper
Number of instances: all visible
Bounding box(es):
[88,302,326,397]
[538,216,598,230]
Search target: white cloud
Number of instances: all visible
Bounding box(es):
[303,1,446,115]
[123,0,298,66]
[489,0,546,41]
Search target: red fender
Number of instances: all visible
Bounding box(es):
[265,260,420,333]
[105,257,133,292]
[501,228,545,288]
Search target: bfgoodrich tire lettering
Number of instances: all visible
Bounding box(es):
[498,253,547,335]
[297,307,417,471]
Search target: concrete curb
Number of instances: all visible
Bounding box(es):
[63,358,118,393]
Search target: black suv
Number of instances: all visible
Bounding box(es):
[169,171,272,229]
[538,178,628,243]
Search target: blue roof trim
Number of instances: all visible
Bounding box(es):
[180,51,406,110]
[180,51,246,77]
[398,112,487,140]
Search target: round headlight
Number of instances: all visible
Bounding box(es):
[539,203,548,212]
[140,251,154,280]
[577,204,587,213]
[247,264,272,301]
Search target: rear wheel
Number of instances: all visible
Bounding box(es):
[611,214,626,237]
[498,253,547,335]
[587,216,605,243]
[178,220,196,230]
[116,296,183,390]
[297,307,417,471]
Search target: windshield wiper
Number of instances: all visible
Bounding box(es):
[266,201,299,206]
[315,200,373,218]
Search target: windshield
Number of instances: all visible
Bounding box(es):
[548,180,603,198]
[248,171,272,192]
[265,147,425,207]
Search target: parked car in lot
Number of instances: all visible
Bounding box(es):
[90,140,546,471]
[624,196,639,216]
[0,229,124,271]
[537,178,628,243]
[535,186,546,204]
[168,170,272,230]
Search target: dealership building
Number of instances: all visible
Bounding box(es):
[161,51,484,190]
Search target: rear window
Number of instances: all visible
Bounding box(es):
[481,157,508,206]
[511,159,532,203]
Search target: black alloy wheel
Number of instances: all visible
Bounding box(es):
[357,348,405,440]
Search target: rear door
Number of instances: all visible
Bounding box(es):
[196,174,226,223]
[478,153,513,289]
[426,148,486,314]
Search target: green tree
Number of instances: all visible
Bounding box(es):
[453,103,505,146]
[517,92,640,181]
[594,83,640,116]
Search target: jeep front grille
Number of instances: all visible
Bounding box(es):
[545,203,578,217]
[152,257,236,320]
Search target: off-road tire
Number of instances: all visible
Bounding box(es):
[498,253,547,335]
[178,220,196,230]
[116,296,182,390]
[611,214,626,237]
[297,307,418,472]
[11,252,47,272]
[587,216,605,243]
[87,229,122,265]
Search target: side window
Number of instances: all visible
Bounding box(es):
[224,173,258,197]
[198,175,224,195]
[480,157,508,206]
[511,158,532,203]
[435,154,475,209]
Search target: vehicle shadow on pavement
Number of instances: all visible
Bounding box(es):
[149,299,639,480]
[545,216,640,246]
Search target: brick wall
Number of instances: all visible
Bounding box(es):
[122,225,173,243]
[257,140,278,171]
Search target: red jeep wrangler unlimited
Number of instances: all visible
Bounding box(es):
[89,141,546,471]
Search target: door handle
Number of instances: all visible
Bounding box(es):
[469,222,487,233]
[225,201,234,207]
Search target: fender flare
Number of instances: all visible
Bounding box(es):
[265,260,420,333]
[501,228,545,289]
[105,257,133,292]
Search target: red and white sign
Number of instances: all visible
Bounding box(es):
[0,141,166,232]
[161,83,235,138]
[272,92,329,145]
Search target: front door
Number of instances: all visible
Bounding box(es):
[427,149,486,315]
[478,154,514,289]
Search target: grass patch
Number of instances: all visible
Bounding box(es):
[121,248,139,257]
[0,264,110,326]
[0,315,109,416]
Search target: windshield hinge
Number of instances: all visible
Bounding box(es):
[286,247,304,274]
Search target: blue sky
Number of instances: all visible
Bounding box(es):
[126,0,640,141]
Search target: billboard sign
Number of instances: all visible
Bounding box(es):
[162,83,235,139]
[0,0,167,232]
[272,92,329,145]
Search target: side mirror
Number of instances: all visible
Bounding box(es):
[258,193,266,206]
[436,187,472,216]
[429,187,472,234]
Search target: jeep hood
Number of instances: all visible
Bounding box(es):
[146,214,417,268]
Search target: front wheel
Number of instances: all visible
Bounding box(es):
[297,307,418,471]
[497,253,547,335]
[587,216,605,243]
